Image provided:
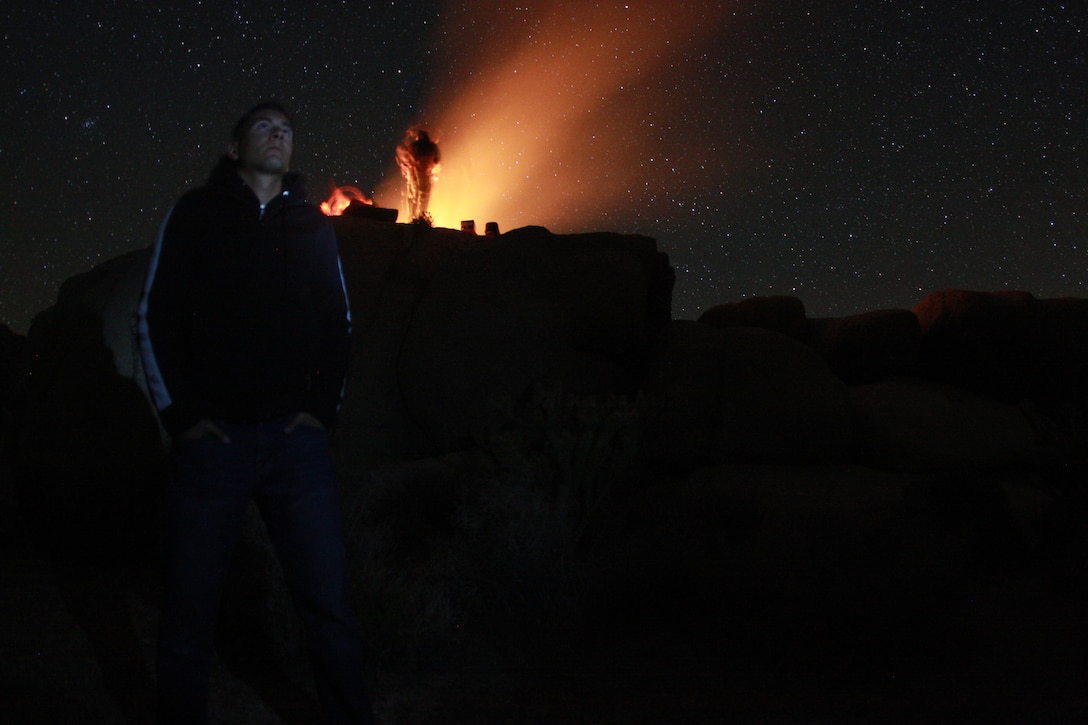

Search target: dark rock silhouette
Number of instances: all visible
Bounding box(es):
[699,294,808,341]
[850,376,1043,472]
[914,289,1088,415]
[808,308,921,385]
[0,324,24,437]
[8,258,166,561]
[3,227,1081,537]
[3,221,1088,722]
[333,220,673,464]
[641,321,853,468]
[700,296,923,385]
[1,260,167,722]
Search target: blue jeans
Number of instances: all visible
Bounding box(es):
[156,418,372,724]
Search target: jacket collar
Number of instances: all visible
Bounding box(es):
[207,155,307,206]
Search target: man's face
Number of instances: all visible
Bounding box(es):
[231,110,293,175]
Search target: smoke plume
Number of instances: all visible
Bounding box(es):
[375,1,732,233]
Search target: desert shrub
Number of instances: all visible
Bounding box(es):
[341,466,479,671]
[474,382,643,559]
[343,384,642,673]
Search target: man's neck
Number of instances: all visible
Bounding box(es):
[236,166,284,206]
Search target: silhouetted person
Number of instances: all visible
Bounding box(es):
[138,101,373,724]
[395,127,440,220]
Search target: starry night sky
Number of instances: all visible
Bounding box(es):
[1,1,1084,333]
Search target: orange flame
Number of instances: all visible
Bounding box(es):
[320,185,373,216]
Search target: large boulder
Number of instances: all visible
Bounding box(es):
[616,462,1051,639]
[849,376,1045,472]
[620,464,911,598]
[698,295,809,342]
[913,289,1088,414]
[808,308,921,385]
[640,320,853,468]
[9,250,166,560]
[12,222,674,482]
[1024,297,1088,415]
[334,220,673,461]
[700,299,921,386]
[0,324,25,417]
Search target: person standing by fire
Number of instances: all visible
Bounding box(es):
[395,127,440,221]
[137,101,373,724]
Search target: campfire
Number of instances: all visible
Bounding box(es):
[320,184,399,223]
[319,185,373,216]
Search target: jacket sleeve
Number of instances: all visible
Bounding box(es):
[137,199,206,437]
[305,216,352,430]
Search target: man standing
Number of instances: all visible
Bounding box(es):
[138,101,373,723]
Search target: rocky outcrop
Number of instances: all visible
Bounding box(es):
[699,296,923,385]
[7,260,166,560]
[698,295,809,342]
[5,225,1087,722]
[0,324,25,418]
[914,289,1088,414]
[3,216,1086,563]
[333,220,674,464]
[808,308,921,385]
[641,321,853,468]
[3,223,674,514]
[850,377,1044,472]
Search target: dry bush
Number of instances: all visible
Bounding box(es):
[342,384,642,674]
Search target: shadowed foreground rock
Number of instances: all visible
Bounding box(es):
[334,221,673,461]
[641,320,853,468]
[3,224,1088,722]
[914,289,1088,413]
[850,376,1044,472]
[699,294,809,341]
[808,308,921,385]
[4,223,675,547]
[7,252,166,561]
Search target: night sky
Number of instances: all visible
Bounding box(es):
[1,1,1084,333]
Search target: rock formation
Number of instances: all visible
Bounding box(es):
[641,321,853,468]
[1,222,1083,557]
[914,289,1088,415]
[4,222,1087,722]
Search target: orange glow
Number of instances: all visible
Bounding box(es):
[320,185,373,216]
[373,2,731,232]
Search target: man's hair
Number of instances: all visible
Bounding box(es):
[231,101,293,143]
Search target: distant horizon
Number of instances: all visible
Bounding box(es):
[4,216,1082,338]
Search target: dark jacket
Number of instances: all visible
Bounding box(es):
[138,156,351,437]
